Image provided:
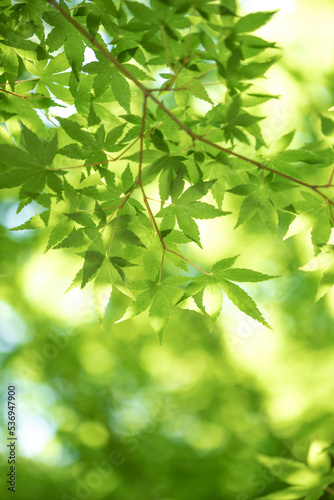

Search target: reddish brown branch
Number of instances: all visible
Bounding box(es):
[48,0,334,273]
[0,88,27,100]
[48,137,140,171]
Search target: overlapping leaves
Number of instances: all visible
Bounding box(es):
[0,0,333,339]
[256,441,334,500]
[118,255,276,342]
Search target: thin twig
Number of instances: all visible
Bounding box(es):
[48,137,140,171]
[78,206,118,212]
[0,78,40,87]
[0,88,27,100]
[197,136,334,206]
[141,186,165,241]
[47,0,334,272]
[146,197,172,206]
[166,248,210,275]
[173,64,216,91]
[48,0,334,210]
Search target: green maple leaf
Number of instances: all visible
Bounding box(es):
[24,52,72,101]
[44,11,85,80]
[0,126,59,194]
[116,278,187,342]
[156,180,230,246]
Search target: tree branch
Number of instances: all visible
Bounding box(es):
[48,0,334,263]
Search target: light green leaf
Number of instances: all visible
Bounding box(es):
[159,167,173,205]
[121,164,134,193]
[175,207,201,245]
[304,491,326,500]
[202,280,223,329]
[283,212,314,241]
[93,259,113,323]
[65,29,85,80]
[276,149,322,165]
[149,287,170,343]
[111,66,131,113]
[220,279,271,328]
[122,63,155,81]
[257,455,321,487]
[186,201,229,219]
[47,172,63,194]
[162,276,191,286]
[65,212,96,228]
[81,251,105,289]
[3,45,19,91]
[143,235,164,281]
[311,206,332,250]
[271,130,295,155]
[307,440,331,474]
[258,191,278,233]
[179,181,215,204]
[54,228,87,249]
[320,114,334,136]
[10,212,49,231]
[235,11,277,33]
[235,193,259,228]
[105,125,125,149]
[315,261,334,301]
[0,144,40,169]
[212,255,240,272]
[256,486,321,500]
[218,268,278,282]
[45,222,73,252]
[118,228,146,248]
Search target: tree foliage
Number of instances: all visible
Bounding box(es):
[0,0,333,342]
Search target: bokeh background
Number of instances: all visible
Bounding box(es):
[1,0,334,498]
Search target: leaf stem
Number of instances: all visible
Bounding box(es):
[146,197,172,206]
[0,88,27,100]
[141,186,166,245]
[0,78,39,87]
[48,0,334,268]
[166,248,210,275]
[48,137,140,171]
[197,136,334,206]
